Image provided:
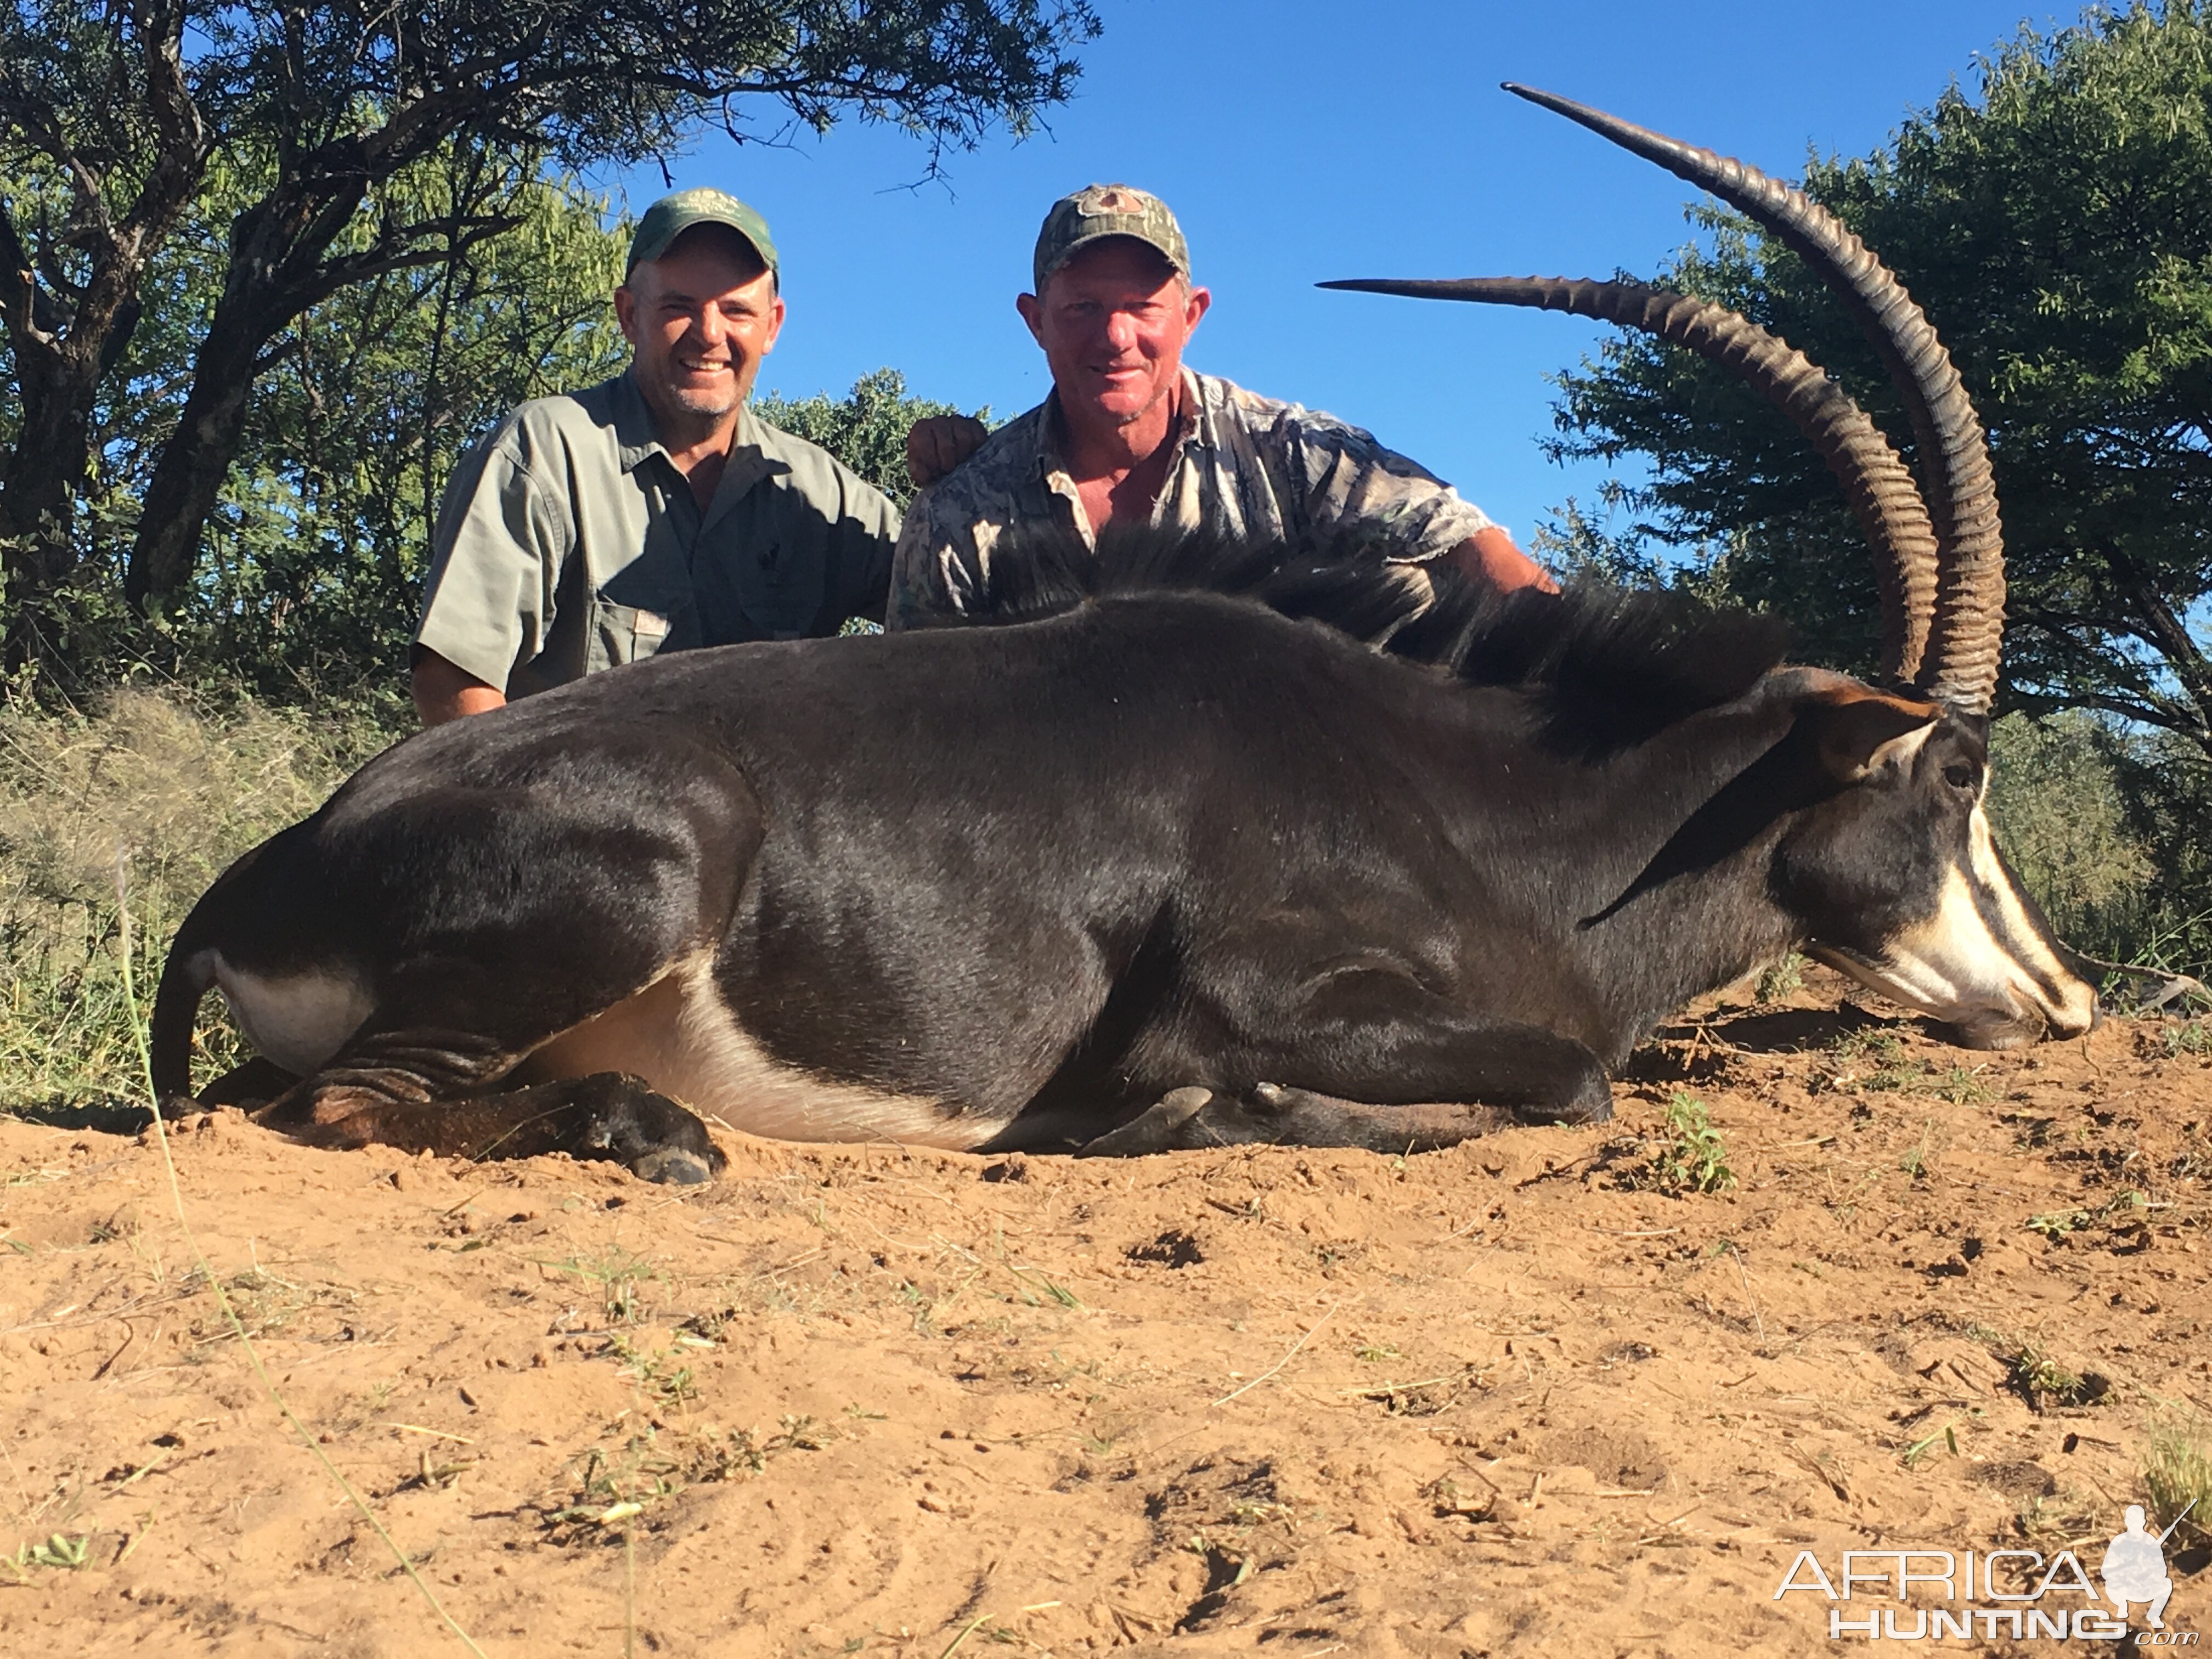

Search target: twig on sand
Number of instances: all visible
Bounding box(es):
[1725,1244,1767,1346]
[940,1612,993,1658]
[1215,1302,1341,1406]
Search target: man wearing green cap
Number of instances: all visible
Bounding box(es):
[411,188,904,723]
[889,184,1551,629]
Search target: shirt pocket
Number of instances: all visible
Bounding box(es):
[586,596,696,673]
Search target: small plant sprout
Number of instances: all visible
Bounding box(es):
[2164,1019,2211,1058]
[1754,953,1805,1003]
[1900,1421,1961,1469]
[4,1533,91,1579]
[1644,1092,1736,1195]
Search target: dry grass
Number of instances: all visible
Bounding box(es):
[0,688,403,1111]
[2143,1407,2212,1549]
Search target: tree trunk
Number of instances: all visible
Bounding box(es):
[124,304,269,611]
[0,0,204,663]
[123,180,365,611]
[0,340,103,674]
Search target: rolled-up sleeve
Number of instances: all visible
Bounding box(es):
[885,490,979,631]
[1290,412,1494,563]
[414,432,569,692]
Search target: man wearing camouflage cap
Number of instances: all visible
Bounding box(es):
[889,183,1551,629]
[411,188,904,723]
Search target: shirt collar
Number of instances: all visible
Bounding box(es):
[612,370,664,473]
[1034,368,1204,486]
[614,370,782,515]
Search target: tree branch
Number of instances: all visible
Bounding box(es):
[283,212,529,318]
[0,199,52,352]
[0,80,112,241]
[116,0,208,256]
[2099,539,2212,731]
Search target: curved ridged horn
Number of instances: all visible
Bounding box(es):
[1502,82,2002,712]
[1322,276,1936,682]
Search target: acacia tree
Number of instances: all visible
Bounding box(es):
[0,0,1098,669]
[1544,1,2212,756]
[0,0,206,657]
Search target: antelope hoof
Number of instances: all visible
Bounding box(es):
[1076,1087,1214,1156]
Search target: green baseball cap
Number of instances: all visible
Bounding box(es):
[1032,183,1190,291]
[626,188,779,276]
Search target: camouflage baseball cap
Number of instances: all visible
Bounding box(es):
[1032,184,1189,291]
[626,188,778,276]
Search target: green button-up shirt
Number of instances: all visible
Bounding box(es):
[416,371,902,696]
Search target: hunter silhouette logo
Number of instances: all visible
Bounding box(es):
[1774,1502,2197,1643]
[2104,1504,2185,1630]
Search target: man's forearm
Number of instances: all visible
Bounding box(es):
[411,649,507,725]
[1451,527,1558,595]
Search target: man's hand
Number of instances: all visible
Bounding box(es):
[412,649,506,726]
[1451,527,1560,596]
[905,414,989,488]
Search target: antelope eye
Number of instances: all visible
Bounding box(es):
[1943,763,1978,791]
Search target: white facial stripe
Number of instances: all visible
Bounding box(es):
[1835,803,2096,1035]
[525,953,990,1149]
[1963,806,2098,1025]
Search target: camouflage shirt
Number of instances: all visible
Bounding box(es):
[887,369,1494,629]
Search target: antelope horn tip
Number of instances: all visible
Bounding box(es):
[1319,277,1501,298]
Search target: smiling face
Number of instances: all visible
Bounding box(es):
[614,225,785,443]
[1017,238,1210,436]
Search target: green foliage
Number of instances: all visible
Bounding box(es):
[1547,3,2212,751]
[1984,711,2155,944]
[3,1534,91,1579]
[754,369,989,509]
[1753,952,1805,1003]
[2004,1342,2108,1409]
[1641,1091,1737,1195]
[1979,709,2212,979]
[2144,1409,2212,1546]
[1818,1029,1916,1094]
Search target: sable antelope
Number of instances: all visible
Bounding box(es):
[150,87,2097,1183]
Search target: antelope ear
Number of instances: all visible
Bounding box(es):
[1804,685,1942,783]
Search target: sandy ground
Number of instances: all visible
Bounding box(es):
[3,965,2209,1657]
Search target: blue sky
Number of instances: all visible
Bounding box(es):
[607,0,2057,544]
